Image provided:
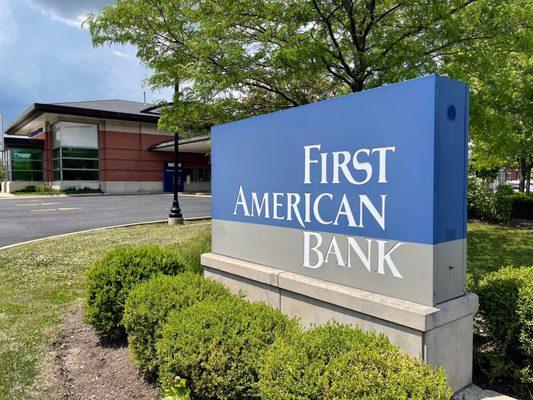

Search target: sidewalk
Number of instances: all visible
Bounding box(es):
[454,384,516,400]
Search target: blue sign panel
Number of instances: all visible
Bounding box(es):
[211,74,469,306]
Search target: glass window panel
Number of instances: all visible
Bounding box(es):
[53,159,61,169]
[12,160,43,171]
[12,170,43,181]
[11,148,42,160]
[53,122,98,148]
[184,168,211,182]
[62,170,99,181]
[62,159,99,170]
[53,170,61,181]
[53,148,61,159]
[61,148,99,159]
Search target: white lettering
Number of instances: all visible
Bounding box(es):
[303,231,324,268]
[251,192,269,218]
[334,193,358,227]
[303,144,321,184]
[376,240,404,278]
[332,151,356,184]
[287,193,305,228]
[347,236,372,271]
[359,194,386,230]
[352,148,372,185]
[313,193,334,225]
[325,235,345,266]
[372,146,395,183]
[272,192,284,220]
[233,185,250,216]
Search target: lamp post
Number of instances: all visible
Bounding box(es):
[168,131,184,225]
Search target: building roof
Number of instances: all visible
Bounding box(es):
[149,135,211,153]
[3,135,45,149]
[6,99,161,134]
[52,99,159,116]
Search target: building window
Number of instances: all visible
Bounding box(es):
[5,148,43,181]
[52,122,99,181]
[184,167,211,183]
[52,147,100,181]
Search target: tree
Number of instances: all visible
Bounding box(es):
[87,0,515,135]
[446,0,532,192]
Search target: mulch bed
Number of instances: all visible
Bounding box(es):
[53,306,159,400]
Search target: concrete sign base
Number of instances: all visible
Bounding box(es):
[202,252,478,393]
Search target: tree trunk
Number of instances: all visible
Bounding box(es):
[518,156,526,193]
[526,157,532,195]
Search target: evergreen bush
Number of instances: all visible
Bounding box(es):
[85,245,187,340]
[123,273,231,376]
[259,323,451,400]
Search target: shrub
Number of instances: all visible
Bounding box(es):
[15,185,36,193]
[475,266,533,396]
[123,273,231,377]
[157,298,299,400]
[259,323,451,400]
[468,175,495,221]
[15,184,62,194]
[510,193,533,220]
[85,245,187,340]
[63,186,103,194]
[35,184,52,193]
[178,228,211,274]
[493,184,514,222]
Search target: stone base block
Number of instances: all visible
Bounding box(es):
[202,252,479,393]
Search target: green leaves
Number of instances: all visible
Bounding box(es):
[445,0,532,176]
[162,377,192,400]
[86,0,527,147]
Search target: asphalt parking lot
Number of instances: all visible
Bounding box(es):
[0,194,211,248]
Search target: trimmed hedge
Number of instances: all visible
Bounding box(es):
[476,266,533,395]
[157,298,299,400]
[85,245,187,340]
[123,273,231,377]
[179,228,211,274]
[258,323,451,400]
[510,193,533,220]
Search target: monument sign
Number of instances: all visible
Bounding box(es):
[202,74,478,392]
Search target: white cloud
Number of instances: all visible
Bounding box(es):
[0,0,19,48]
[26,0,112,28]
[112,50,133,58]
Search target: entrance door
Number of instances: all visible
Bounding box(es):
[163,162,184,192]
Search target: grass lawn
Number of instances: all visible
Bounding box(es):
[0,220,531,399]
[0,221,210,399]
[467,222,533,289]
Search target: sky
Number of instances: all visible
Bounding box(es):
[0,0,172,128]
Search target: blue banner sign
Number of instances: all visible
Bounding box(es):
[211,74,469,306]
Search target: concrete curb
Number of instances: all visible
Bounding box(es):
[453,384,516,400]
[0,216,211,251]
[0,193,211,199]
[0,194,67,200]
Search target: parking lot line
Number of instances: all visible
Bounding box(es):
[31,209,57,212]
[58,208,82,211]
